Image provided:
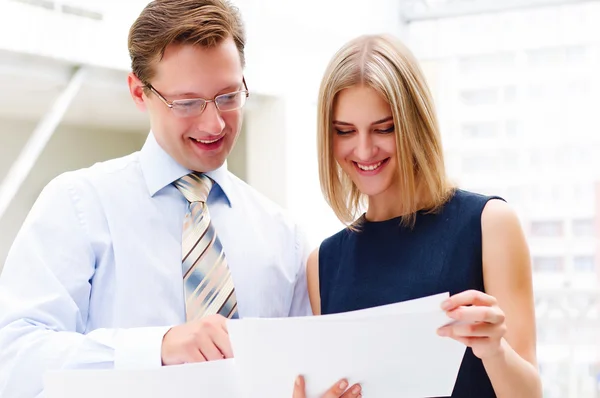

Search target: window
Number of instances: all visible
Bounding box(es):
[462,155,493,172]
[537,322,569,343]
[533,256,564,272]
[500,151,519,171]
[460,88,498,106]
[551,147,592,167]
[527,47,564,67]
[505,185,526,204]
[528,83,554,100]
[574,184,594,203]
[461,122,498,138]
[569,80,591,97]
[530,150,565,169]
[505,120,521,137]
[531,221,563,237]
[572,219,595,237]
[573,256,595,273]
[565,46,587,64]
[459,52,515,75]
[503,86,517,103]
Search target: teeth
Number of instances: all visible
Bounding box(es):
[193,137,220,144]
[357,161,383,171]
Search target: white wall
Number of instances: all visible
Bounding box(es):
[243,96,288,208]
[0,120,147,270]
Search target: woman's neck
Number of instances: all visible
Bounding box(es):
[365,202,407,221]
[365,185,425,222]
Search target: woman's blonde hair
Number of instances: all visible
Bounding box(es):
[317,34,454,228]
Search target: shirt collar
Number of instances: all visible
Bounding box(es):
[139,132,234,207]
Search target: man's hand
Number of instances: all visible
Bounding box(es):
[161,315,233,365]
[292,376,362,398]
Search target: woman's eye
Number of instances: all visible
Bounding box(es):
[335,129,354,135]
[376,126,395,134]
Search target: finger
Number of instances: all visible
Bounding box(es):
[437,326,480,347]
[448,335,476,347]
[292,375,306,398]
[216,315,229,333]
[321,379,349,398]
[447,306,504,324]
[340,383,362,397]
[442,290,496,311]
[186,348,207,363]
[212,328,234,359]
[169,348,205,365]
[198,333,226,361]
[444,322,505,338]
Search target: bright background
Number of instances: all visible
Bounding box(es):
[0,1,599,396]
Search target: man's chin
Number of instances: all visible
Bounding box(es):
[180,144,231,173]
[188,159,227,174]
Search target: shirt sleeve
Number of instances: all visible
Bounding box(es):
[287,222,313,317]
[0,174,170,398]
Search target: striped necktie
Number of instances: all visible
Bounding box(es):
[173,173,238,321]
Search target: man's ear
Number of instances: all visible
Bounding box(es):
[128,72,147,112]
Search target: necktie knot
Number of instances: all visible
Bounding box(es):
[173,173,213,203]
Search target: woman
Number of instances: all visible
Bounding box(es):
[295,34,541,398]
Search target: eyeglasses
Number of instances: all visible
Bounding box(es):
[145,78,249,118]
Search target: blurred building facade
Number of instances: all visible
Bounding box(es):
[405,1,600,397]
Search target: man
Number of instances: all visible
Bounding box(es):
[0,1,363,397]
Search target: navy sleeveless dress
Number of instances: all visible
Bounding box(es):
[318,189,502,397]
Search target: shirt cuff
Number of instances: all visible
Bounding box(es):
[114,326,172,369]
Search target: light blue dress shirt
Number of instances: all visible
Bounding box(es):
[0,133,312,397]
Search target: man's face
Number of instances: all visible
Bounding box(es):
[130,38,245,173]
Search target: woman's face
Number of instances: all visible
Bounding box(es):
[332,85,399,200]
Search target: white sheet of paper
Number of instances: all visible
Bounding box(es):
[305,292,451,320]
[228,293,466,398]
[44,358,241,398]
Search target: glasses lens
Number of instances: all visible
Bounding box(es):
[216,91,246,111]
[171,99,206,118]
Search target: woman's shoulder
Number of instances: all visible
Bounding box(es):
[320,225,354,251]
[423,188,508,229]
[444,188,506,211]
[451,188,504,202]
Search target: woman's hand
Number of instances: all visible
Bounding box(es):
[292,376,361,398]
[437,289,507,360]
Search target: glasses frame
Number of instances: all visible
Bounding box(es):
[144,77,249,117]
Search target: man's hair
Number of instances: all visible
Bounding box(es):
[128,0,246,84]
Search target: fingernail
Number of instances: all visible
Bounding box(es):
[441,300,451,310]
[295,376,301,386]
[352,385,361,394]
[339,380,348,389]
[437,328,448,336]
